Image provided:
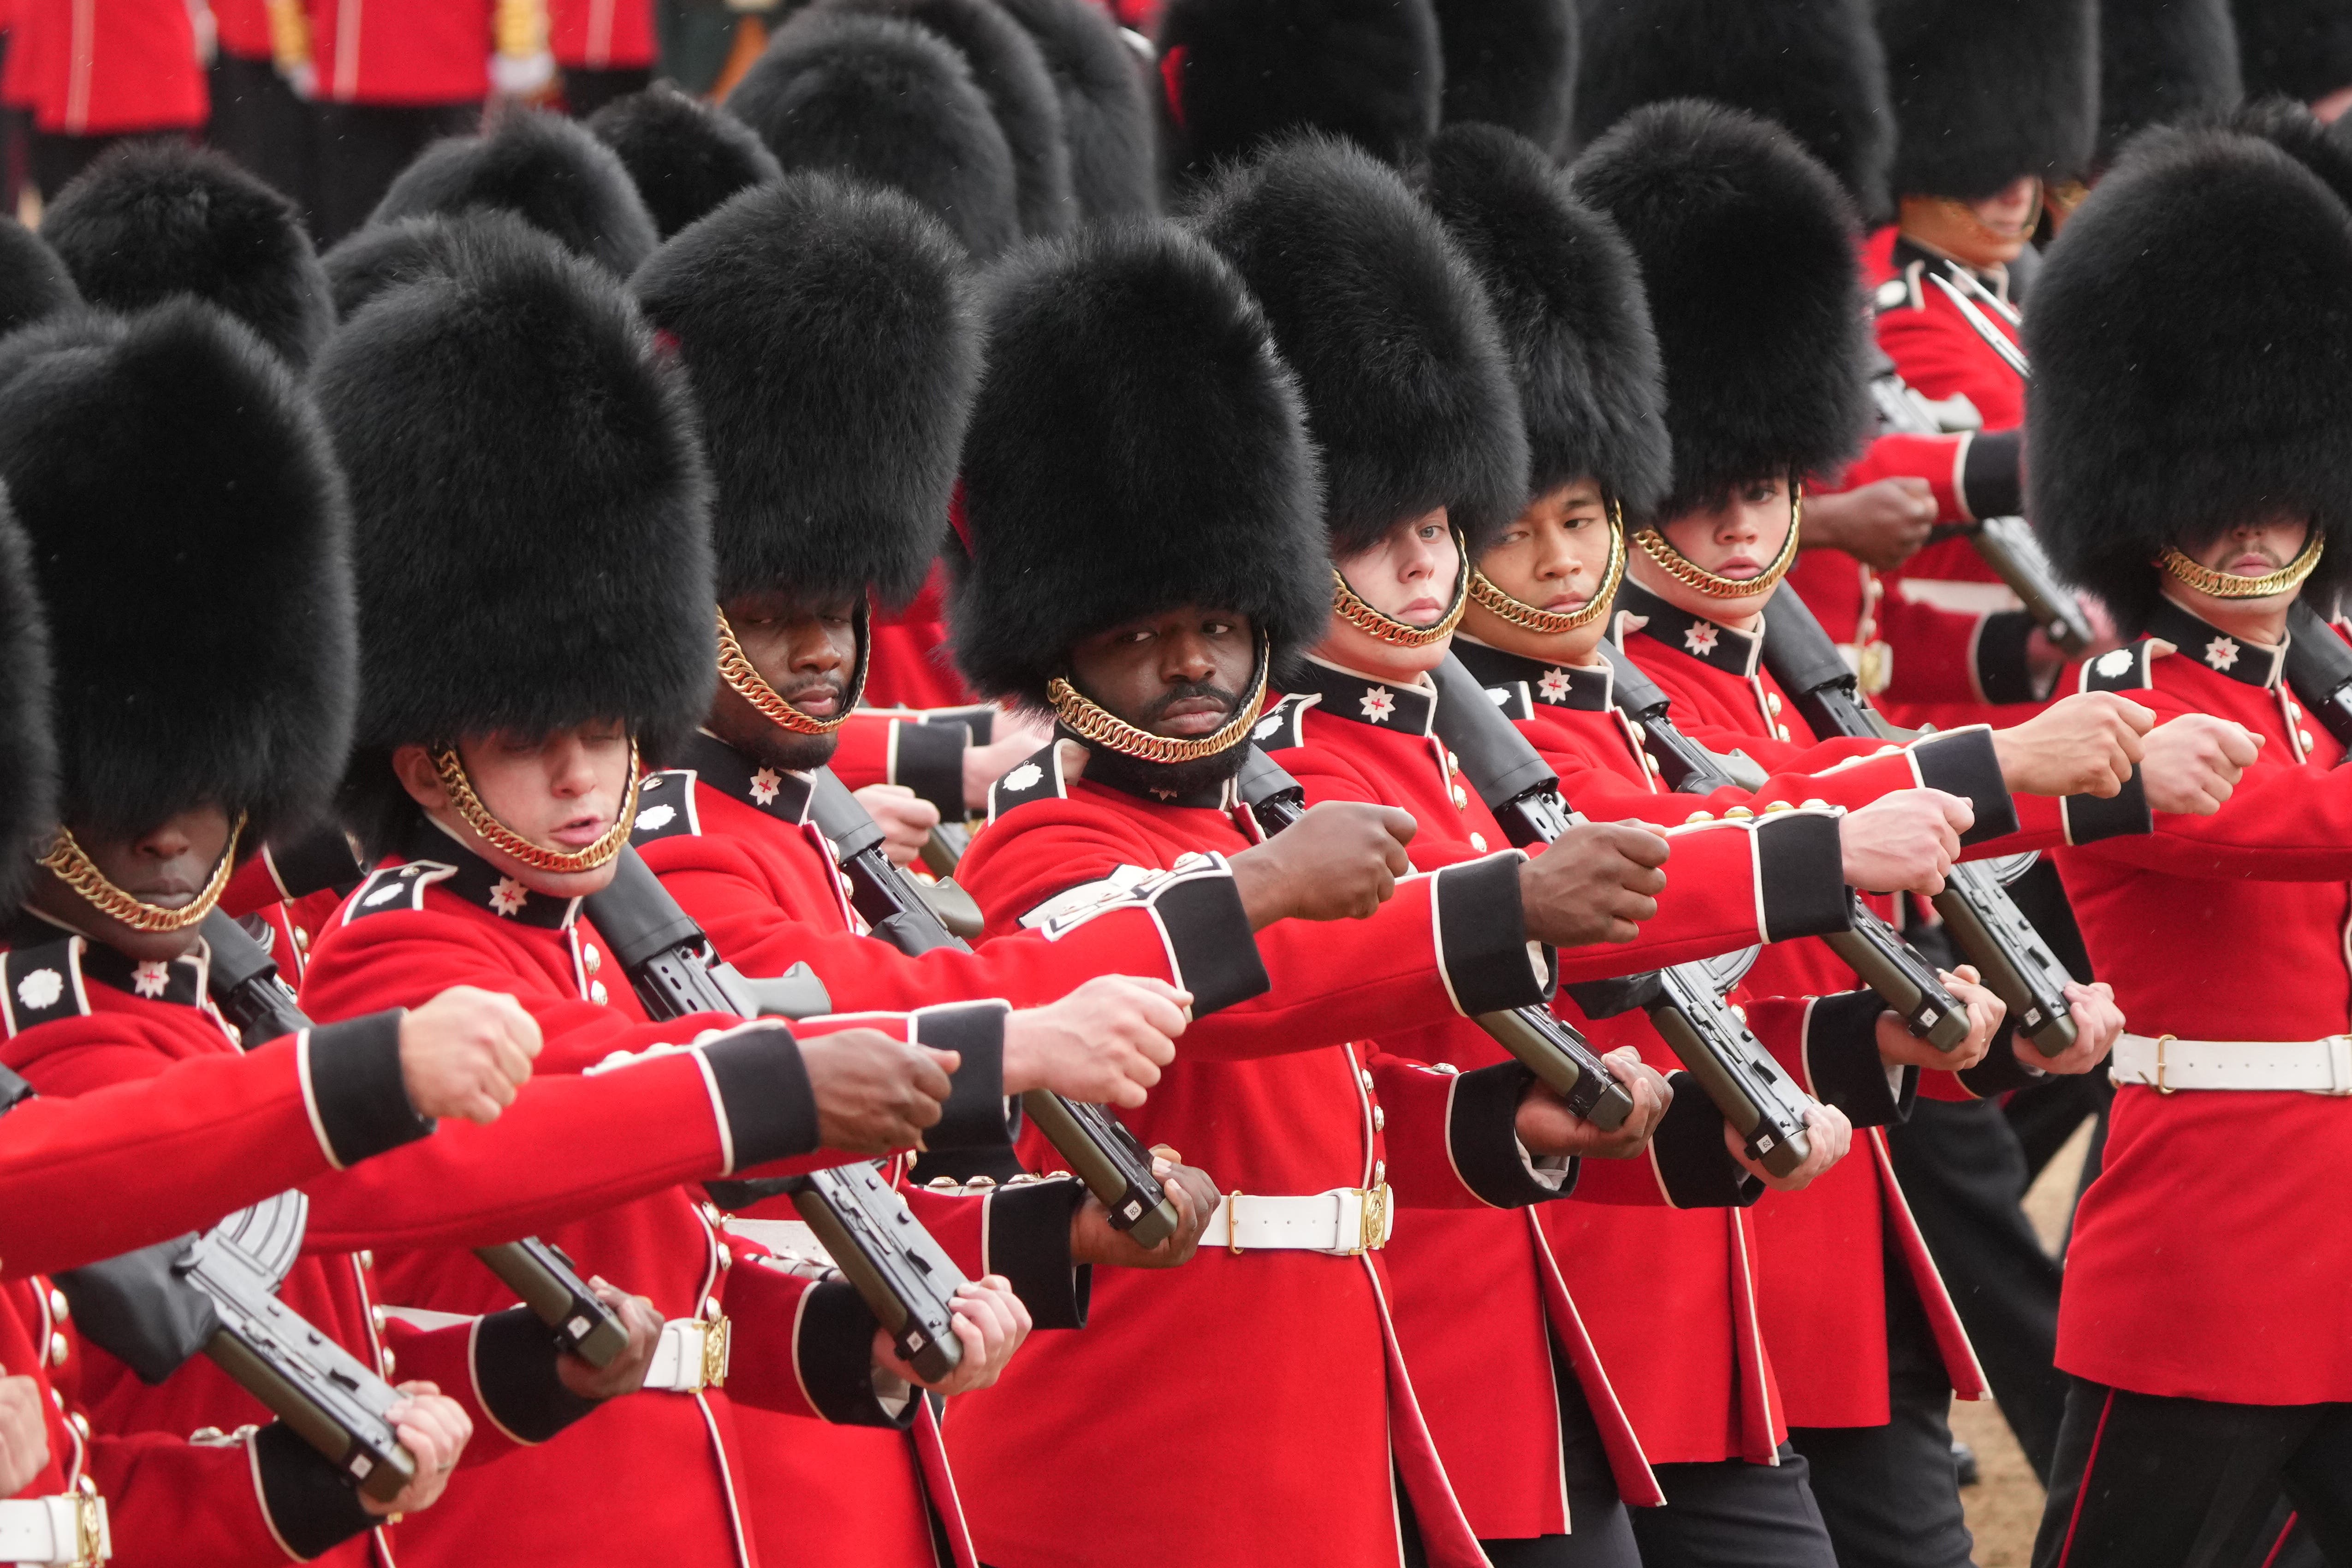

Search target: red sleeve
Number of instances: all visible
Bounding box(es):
[1825,430,1974,523]
[89,1428,320,1568]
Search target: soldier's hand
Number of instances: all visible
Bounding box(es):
[2023,981,2126,1075]
[1518,822,1669,947]
[877,1275,1031,1396]
[1801,477,1936,570]
[1515,1047,1671,1159]
[1839,788,1971,894]
[360,1383,472,1518]
[0,1371,50,1498]
[1991,691,2152,798]
[2140,713,2262,815]
[1070,1150,1217,1269]
[800,1028,955,1154]
[555,1278,665,1402]
[854,784,940,867]
[1728,1103,1851,1192]
[400,986,541,1125]
[1227,801,1416,927]
[1877,964,2005,1071]
[1003,975,1189,1107]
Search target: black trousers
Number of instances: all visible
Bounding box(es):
[311,100,481,244]
[2032,1378,2352,1568]
[561,65,653,117]
[1633,1446,1841,1568]
[207,52,315,222]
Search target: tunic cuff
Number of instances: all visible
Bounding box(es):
[1433,852,1550,1016]
[1959,428,2023,520]
[1954,1019,2050,1099]
[1804,990,1917,1128]
[1449,1060,1578,1208]
[889,720,970,820]
[914,1001,1015,1152]
[251,1421,377,1561]
[1752,810,1854,940]
[700,1022,820,1171]
[1975,611,2045,707]
[795,1279,919,1430]
[303,1011,435,1170]
[1135,855,1269,1016]
[470,1305,600,1445]
[1648,1072,1764,1210]
[1910,725,2021,843]
[2060,767,2152,845]
[980,1176,1090,1330]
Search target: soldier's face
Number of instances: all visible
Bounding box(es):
[2169,515,2315,629]
[394,723,634,896]
[1634,476,1793,627]
[24,803,234,962]
[706,589,861,773]
[1068,606,1256,736]
[1319,508,1459,680]
[1467,479,1614,662]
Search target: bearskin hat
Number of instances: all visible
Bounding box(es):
[2153,95,2352,209]
[1880,0,2097,200]
[1433,0,1578,158]
[588,83,784,239]
[1423,124,1670,521]
[1154,0,1443,187]
[2100,0,2243,167]
[40,143,333,368]
[320,209,559,321]
[823,0,1075,236]
[635,173,978,609]
[0,220,78,337]
[998,0,1157,220]
[2027,130,2352,633]
[1572,101,1872,516]
[2233,0,2352,103]
[948,222,1325,703]
[0,506,55,903]
[0,301,354,846]
[728,9,1020,258]
[1190,133,1527,556]
[369,107,661,279]
[310,221,713,767]
[1575,0,1893,224]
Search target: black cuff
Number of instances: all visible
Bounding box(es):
[304,1012,435,1169]
[1435,854,1549,1015]
[2063,767,2151,844]
[981,1176,1090,1330]
[251,1421,377,1559]
[796,1279,918,1429]
[1753,812,1853,939]
[1910,727,2021,843]
[1955,1020,2049,1098]
[1648,1072,1763,1210]
[1804,990,1916,1128]
[1976,611,2045,706]
[470,1305,600,1443]
[916,1003,1016,1152]
[1448,1060,1577,1208]
[925,705,995,745]
[701,1023,820,1170]
[892,721,970,820]
[1959,428,2023,520]
[1142,859,1269,1016]
[266,823,368,900]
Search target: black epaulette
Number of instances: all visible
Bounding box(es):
[343,861,455,923]
[1873,267,1924,317]
[629,770,702,844]
[1,938,89,1035]
[985,742,1069,825]
[1246,692,1318,752]
[2081,639,2161,695]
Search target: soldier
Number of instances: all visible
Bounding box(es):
[550,0,654,116]
[585,82,782,239]
[995,0,1156,223]
[366,107,659,279]
[2,0,204,199]
[2025,125,2352,1568]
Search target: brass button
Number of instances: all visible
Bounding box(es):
[358,1250,374,1269]
[1451,785,1468,809]
[1645,754,1662,774]
[1446,751,1460,773]
[1372,1106,1385,1132]
[1468,832,1488,852]
[293,926,310,952]
[1767,693,1783,714]
[704,1296,723,1322]
[2302,730,2316,751]
[1372,1160,1386,1184]
[1685,810,1714,824]
[48,1287,68,1321]
[372,1306,387,1330]
[1774,724,1791,742]
[590,980,609,1006]
[1725,805,1755,820]
[380,1348,396,1376]
[49,1332,68,1367]
[1359,1069,1375,1092]
[582,944,602,974]
[69,1412,89,1440]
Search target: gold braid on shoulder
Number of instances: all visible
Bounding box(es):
[1469,501,1627,635]
[1047,633,1271,766]
[2157,532,2324,600]
[1631,484,1803,600]
[41,813,247,933]
[432,743,641,874]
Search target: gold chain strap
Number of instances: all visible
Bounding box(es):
[431,743,641,875]
[1469,502,1626,635]
[1045,636,1270,766]
[2158,533,2324,600]
[715,606,868,737]
[1630,485,1804,600]
[40,813,247,933]
[1331,530,1472,647]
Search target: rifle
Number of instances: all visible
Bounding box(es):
[2286,602,2352,762]
[1229,743,1635,1133]
[1754,594,2076,1057]
[199,909,631,1368]
[1423,656,1817,1175]
[583,849,971,1380]
[801,772,1185,1248]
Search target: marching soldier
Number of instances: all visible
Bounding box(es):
[2,0,204,199]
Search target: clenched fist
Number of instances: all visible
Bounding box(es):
[878,1276,1031,1396]
[1992,691,2152,799]
[800,1028,956,1154]
[400,986,542,1125]
[1520,822,1670,947]
[2140,713,2262,815]
[853,784,941,868]
[1229,801,1416,927]
[1004,975,1190,1107]
[1070,1149,1218,1269]
[554,1278,666,1402]
[1840,789,1972,895]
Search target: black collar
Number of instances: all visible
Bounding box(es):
[398,820,582,929]
[2,909,209,1006]
[679,731,816,826]
[2146,598,2288,690]
[1452,637,1615,715]
[1289,655,1439,737]
[1889,236,2012,306]
[1613,581,1764,679]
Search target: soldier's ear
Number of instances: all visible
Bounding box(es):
[389,745,447,812]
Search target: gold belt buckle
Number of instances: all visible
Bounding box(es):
[72,1478,108,1566]
[1354,1184,1392,1254]
[1226,1189,1244,1256]
[2154,1033,2176,1095]
[700,1315,731,1391]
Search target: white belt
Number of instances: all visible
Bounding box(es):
[2112,1033,2352,1095]
[641,1316,731,1394]
[1196,1186,1391,1256]
[0,1491,109,1566]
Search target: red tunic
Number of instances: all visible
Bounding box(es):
[307,0,493,107]
[8,0,206,135]
[866,564,978,711]
[550,0,652,69]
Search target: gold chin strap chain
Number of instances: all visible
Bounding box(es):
[1046,634,1271,766]
[431,742,641,875]
[2158,532,2325,600]
[715,605,867,737]
[40,812,248,933]
[1631,484,1804,600]
[1332,529,1473,647]
[1469,501,1627,636]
